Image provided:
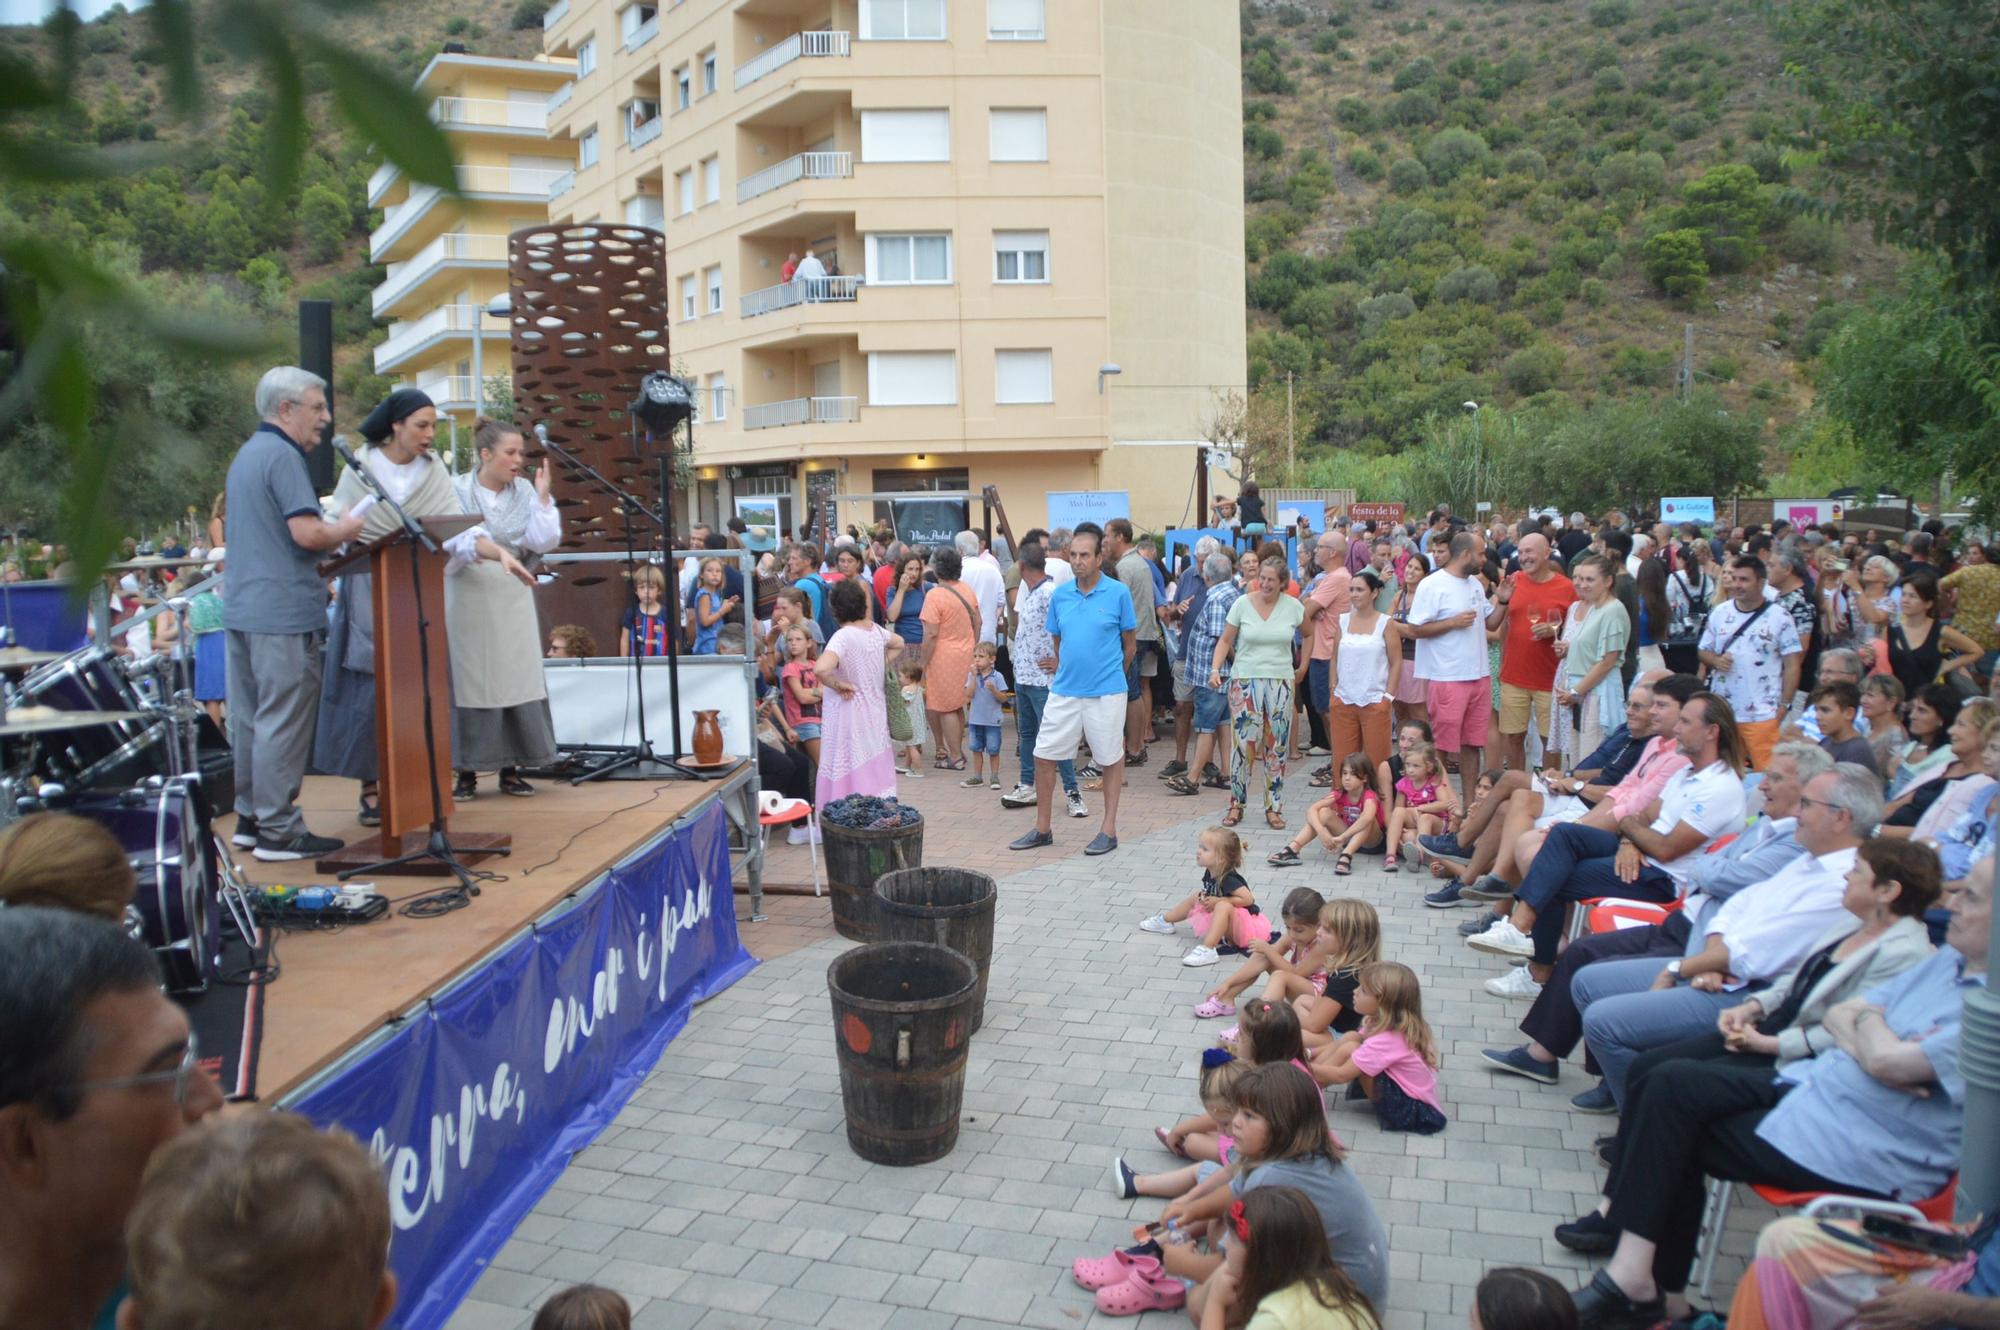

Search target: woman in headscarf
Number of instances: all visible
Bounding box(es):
[448,418,562,799]
[313,390,531,825]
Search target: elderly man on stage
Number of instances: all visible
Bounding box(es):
[224,366,363,862]
[313,389,533,827]
[449,418,562,799]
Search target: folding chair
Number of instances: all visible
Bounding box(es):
[757,793,822,896]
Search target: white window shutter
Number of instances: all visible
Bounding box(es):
[868,351,957,406]
[860,109,950,163]
[989,109,1047,162]
[995,349,1053,404]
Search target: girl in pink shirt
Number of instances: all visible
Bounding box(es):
[1383,744,1456,871]
[1315,962,1447,1134]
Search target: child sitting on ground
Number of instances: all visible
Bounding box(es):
[1267,755,1384,874]
[1141,827,1267,968]
[1196,887,1327,1020]
[1313,961,1448,1134]
[1291,898,1383,1048]
[1194,1185,1384,1330]
[1383,743,1456,871]
[1121,1049,1250,1197]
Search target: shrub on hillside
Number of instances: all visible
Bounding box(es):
[1245,123,1284,160]
[1394,57,1438,91]
[1589,0,1633,26]
[1388,90,1441,126]
[1387,157,1430,193]
[1348,147,1383,180]
[1245,50,1296,95]
[1502,146,1547,179]
[510,0,549,28]
[1435,264,1501,304]
[1336,98,1377,132]
[1357,290,1418,335]
[1642,228,1710,299]
[1422,127,1490,182]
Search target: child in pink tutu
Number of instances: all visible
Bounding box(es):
[1138,827,1268,969]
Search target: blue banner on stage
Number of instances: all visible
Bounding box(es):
[288,803,756,1330]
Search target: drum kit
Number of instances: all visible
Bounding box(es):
[1,556,254,993]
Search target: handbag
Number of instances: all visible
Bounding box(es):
[1700,599,1771,680]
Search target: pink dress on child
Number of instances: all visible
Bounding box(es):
[815,622,899,807]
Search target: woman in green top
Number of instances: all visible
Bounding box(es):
[1552,554,1630,764]
[1211,557,1306,829]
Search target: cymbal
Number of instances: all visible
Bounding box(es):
[0,647,65,674]
[1,707,151,737]
[105,555,211,571]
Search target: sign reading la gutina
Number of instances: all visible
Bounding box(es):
[1660,496,1716,524]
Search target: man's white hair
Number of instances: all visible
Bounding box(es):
[1194,535,1220,560]
[953,530,981,557]
[255,366,326,420]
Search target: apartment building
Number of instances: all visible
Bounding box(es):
[536,0,1244,534]
[368,50,577,433]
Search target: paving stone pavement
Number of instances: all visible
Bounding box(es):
[453,747,1781,1330]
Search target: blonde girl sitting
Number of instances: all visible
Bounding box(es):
[1141,827,1268,968]
[1196,887,1327,1020]
[1267,754,1384,874]
[1290,898,1383,1048]
[1314,961,1447,1135]
[1382,742,1456,871]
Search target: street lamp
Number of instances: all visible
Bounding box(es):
[1463,401,1481,515]
[461,294,513,470]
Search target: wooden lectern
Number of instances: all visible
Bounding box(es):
[317,516,511,874]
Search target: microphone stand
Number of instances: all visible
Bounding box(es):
[536,431,703,783]
[326,442,487,894]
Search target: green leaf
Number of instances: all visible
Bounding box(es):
[146,0,202,120]
[58,407,135,605]
[301,35,460,194]
[0,52,57,111]
[0,137,169,183]
[249,18,306,206]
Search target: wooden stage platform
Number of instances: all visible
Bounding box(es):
[233,766,756,1100]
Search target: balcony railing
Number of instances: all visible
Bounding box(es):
[737,150,852,204]
[734,29,851,90]
[548,81,574,113]
[742,396,859,430]
[368,159,402,206]
[374,304,509,373]
[413,375,482,410]
[548,169,577,201]
[373,233,510,315]
[740,274,861,319]
[627,115,664,149]
[623,14,659,50]
[542,0,569,29]
[430,96,549,132]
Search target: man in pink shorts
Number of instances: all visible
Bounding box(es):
[1402,531,1502,805]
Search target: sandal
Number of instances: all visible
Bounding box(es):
[1267,846,1302,867]
[1096,1268,1186,1315]
[948,757,967,771]
[1221,802,1244,827]
[358,786,381,827]
[1073,1250,1161,1292]
[1335,852,1354,876]
[1310,769,1336,788]
[1124,749,1148,767]
[1265,809,1285,830]
[1154,1126,1187,1157]
[1382,854,1399,872]
[1163,774,1199,796]
[1193,996,1235,1019]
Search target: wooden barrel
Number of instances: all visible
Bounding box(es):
[872,866,997,1035]
[822,816,924,941]
[827,942,977,1166]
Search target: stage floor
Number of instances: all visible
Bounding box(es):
[234,768,749,1098]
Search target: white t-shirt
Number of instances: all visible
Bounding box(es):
[1647,759,1749,888]
[1045,556,1074,585]
[957,555,1005,644]
[1408,569,1490,682]
[1698,599,1803,722]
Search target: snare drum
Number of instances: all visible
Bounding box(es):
[17,649,167,789]
[72,778,220,993]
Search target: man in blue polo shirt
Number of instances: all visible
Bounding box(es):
[1011,522,1136,856]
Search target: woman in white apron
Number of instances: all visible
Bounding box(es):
[449,419,561,798]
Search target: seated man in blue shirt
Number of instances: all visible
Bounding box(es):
[1565,855,1991,1330]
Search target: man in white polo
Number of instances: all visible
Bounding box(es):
[1010,522,1135,857]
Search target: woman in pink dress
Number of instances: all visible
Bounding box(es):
[814,577,905,807]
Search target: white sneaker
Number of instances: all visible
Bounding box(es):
[1138,913,1176,935]
[1467,918,1535,960]
[1000,783,1036,808]
[1484,965,1544,1000]
[787,826,809,845]
[1066,790,1088,818]
[1182,945,1221,967]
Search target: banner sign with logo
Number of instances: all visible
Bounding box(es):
[1774,499,1845,528]
[287,804,755,1330]
[1660,496,1716,524]
[1346,502,1406,524]
[1046,490,1130,531]
[892,498,970,547]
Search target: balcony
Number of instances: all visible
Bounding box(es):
[374,305,511,374]
[412,375,480,412]
[737,150,851,204]
[548,81,574,113]
[742,396,859,430]
[740,274,860,319]
[549,169,576,200]
[430,96,548,133]
[373,233,510,317]
[542,0,569,28]
[371,165,572,260]
[735,30,851,90]
[624,14,659,50]
[627,115,664,150]
[368,159,403,206]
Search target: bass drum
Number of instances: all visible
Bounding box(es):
[73,779,220,993]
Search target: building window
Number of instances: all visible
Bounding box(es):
[704,264,723,314]
[868,350,956,406]
[993,229,1050,283]
[866,232,952,285]
[577,38,597,77]
[989,108,1047,162]
[995,348,1054,404]
[701,155,720,205]
[860,0,945,40]
[859,109,950,163]
[673,64,690,110]
[988,0,1044,39]
[675,168,694,214]
[619,3,657,45]
[708,373,728,421]
[680,273,697,321]
[700,49,718,95]
[578,127,600,168]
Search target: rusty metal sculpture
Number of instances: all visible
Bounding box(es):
[507,223,672,554]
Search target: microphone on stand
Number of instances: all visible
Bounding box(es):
[331,434,362,471]
[533,423,551,448]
